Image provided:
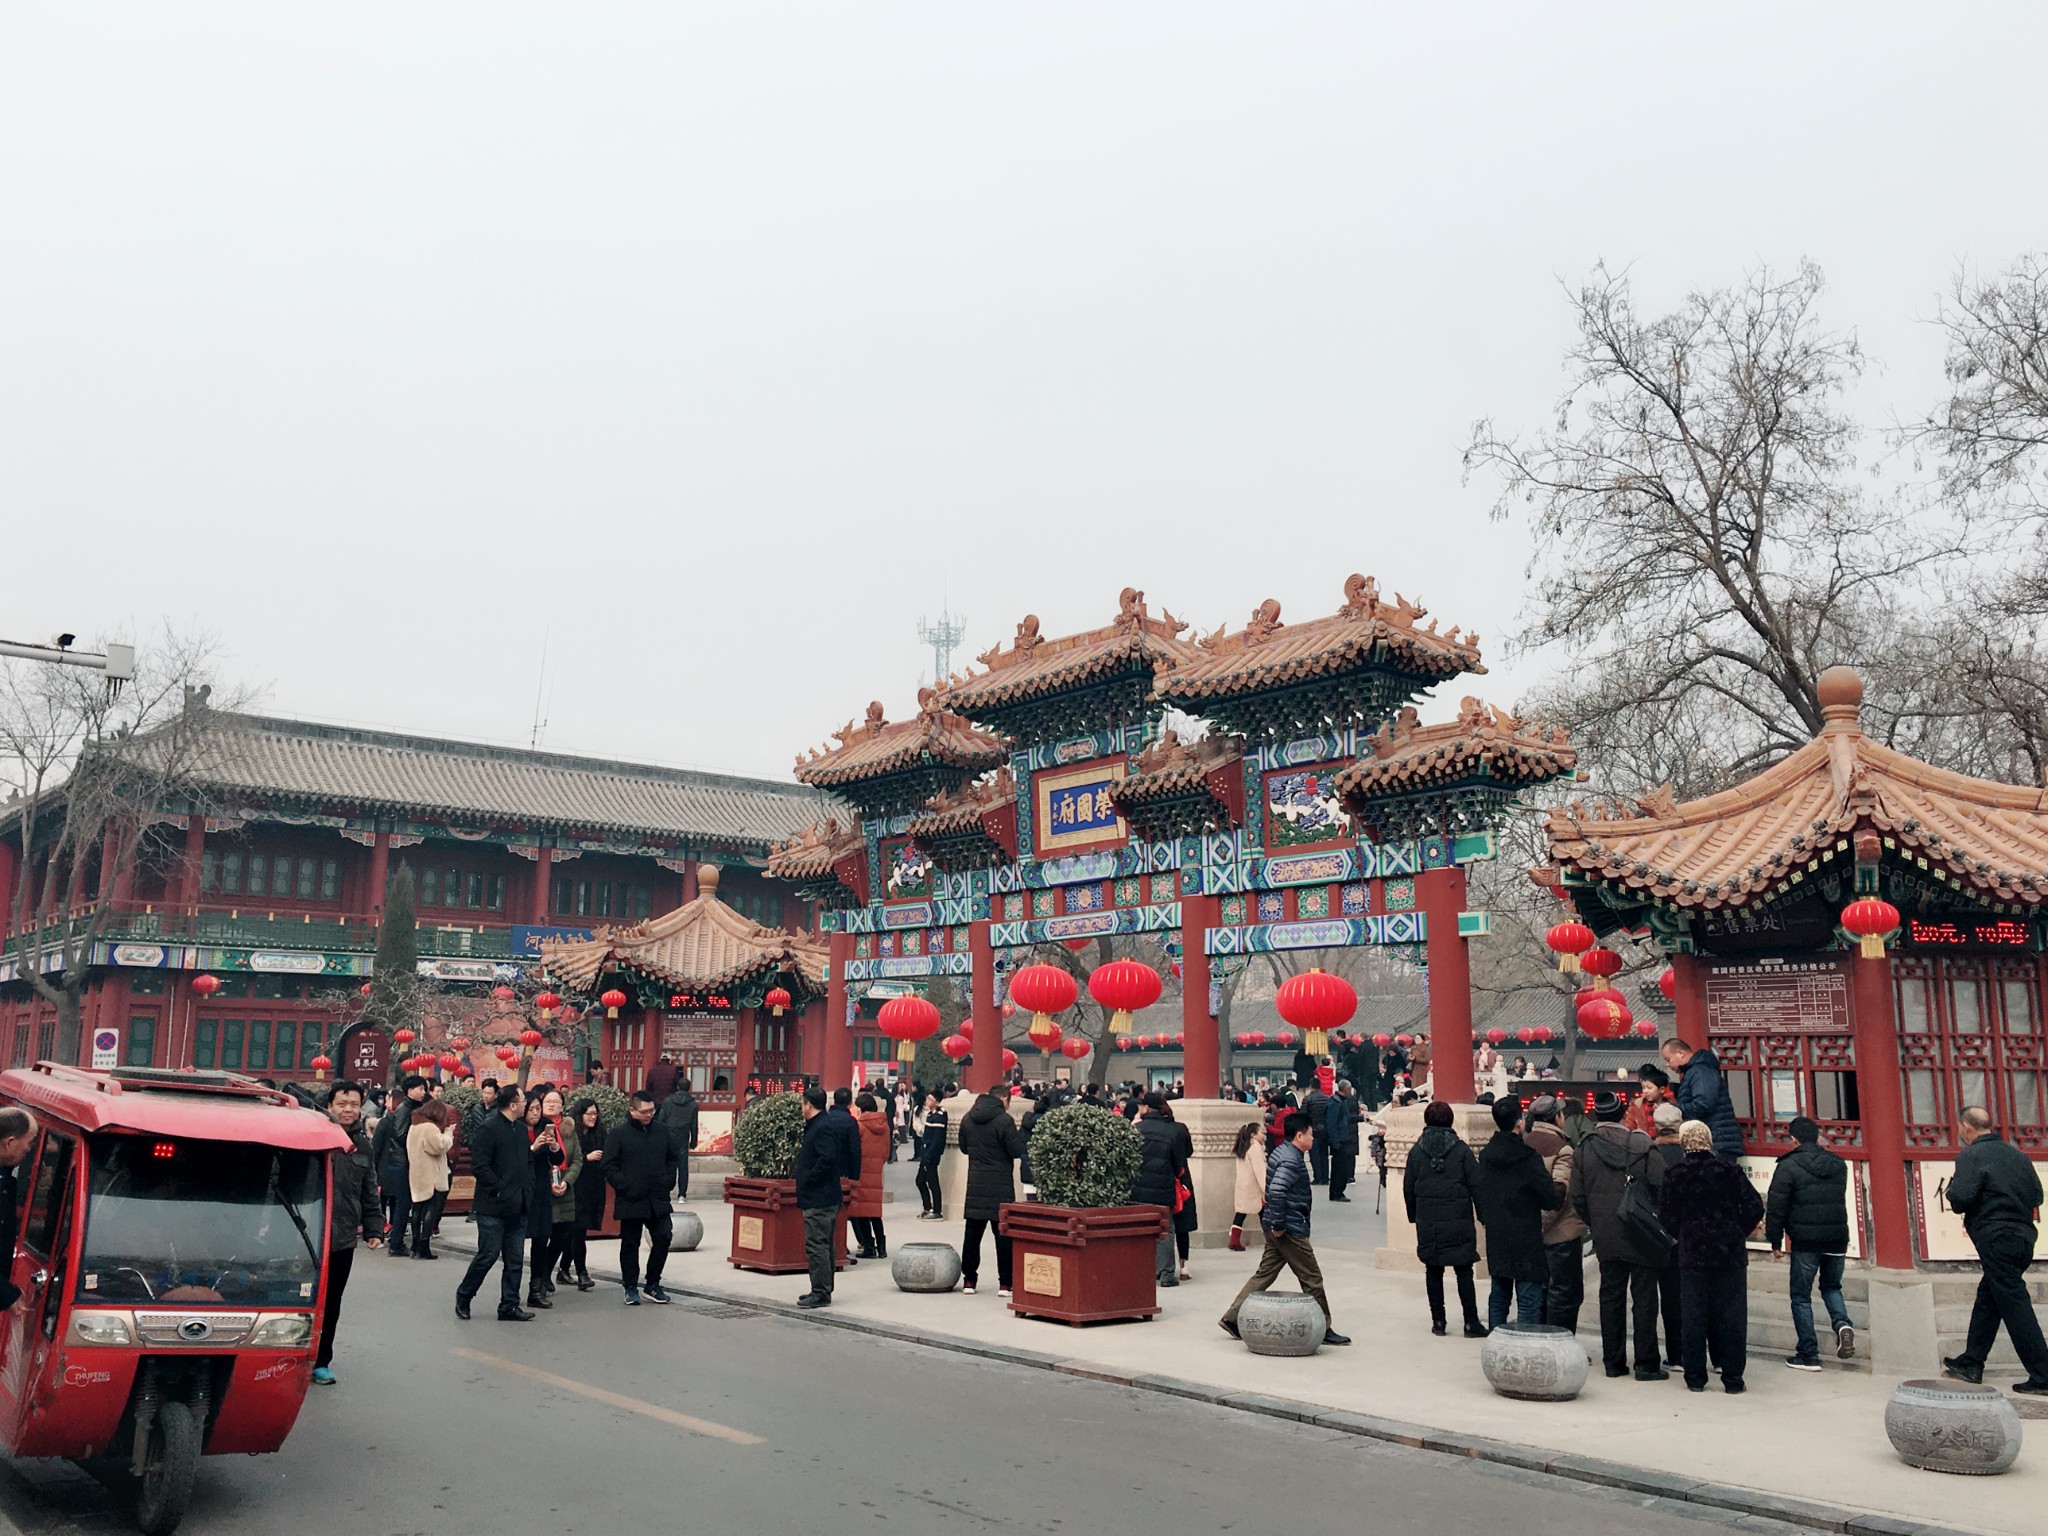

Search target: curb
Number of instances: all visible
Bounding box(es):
[426,1231,1985,1536]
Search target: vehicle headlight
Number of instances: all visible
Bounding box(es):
[248,1313,314,1349]
[72,1312,135,1346]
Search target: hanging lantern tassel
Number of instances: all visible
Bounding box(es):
[897,1036,918,1064]
[1303,1028,1328,1056]
[1110,1007,1133,1035]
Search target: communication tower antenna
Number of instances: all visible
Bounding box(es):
[917,603,967,687]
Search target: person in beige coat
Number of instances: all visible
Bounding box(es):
[405,1100,457,1261]
[1522,1095,1587,1333]
[1229,1120,1268,1251]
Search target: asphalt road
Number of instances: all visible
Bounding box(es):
[0,1249,1814,1536]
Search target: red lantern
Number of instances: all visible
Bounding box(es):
[1516,1026,1536,1045]
[600,988,628,1019]
[1172,1032,1185,1047]
[878,995,943,1064]
[764,986,792,1017]
[958,1018,974,1041]
[309,1054,333,1079]
[1657,967,1677,1002]
[1841,897,1900,959]
[1114,1037,1132,1052]
[1033,1023,1065,1057]
[392,1026,416,1047]
[1001,1001,1016,1020]
[534,990,561,1013]
[940,1032,972,1061]
[1274,1030,1297,1048]
[1000,1048,1018,1072]
[1009,963,1077,1032]
[1395,1033,1415,1048]
[1530,1026,1552,1045]
[1632,1020,1659,1039]
[358,982,372,997]
[1580,947,1623,984]
[494,1044,519,1063]
[518,1028,544,1049]
[1248,1030,1266,1046]
[1485,1027,1508,1046]
[1087,958,1163,1035]
[1576,992,1632,1040]
[491,985,516,1002]
[1061,936,1093,952]
[1546,920,1596,973]
[1371,1032,1392,1048]
[439,1052,461,1071]
[448,1036,470,1052]
[1060,1037,1090,1061]
[1274,967,1358,1055]
[191,973,221,998]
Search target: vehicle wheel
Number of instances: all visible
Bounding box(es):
[134,1401,199,1536]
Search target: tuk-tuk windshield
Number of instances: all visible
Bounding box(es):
[76,1134,325,1307]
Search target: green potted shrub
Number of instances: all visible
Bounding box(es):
[1000,1104,1167,1325]
[724,1092,847,1275]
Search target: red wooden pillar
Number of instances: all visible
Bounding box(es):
[367,830,392,918]
[110,820,136,906]
[1672,952,1710,1051]
[181,816,206,910]
[0,835,18,932]
[1179,893,1219,1097]
[1418,865,1476,1103]
[528,846,552,925]
[682,859,700,905]
[1851,952,1915,1268]
[796,995,824,1078]
[824,932,855,1090]
[966,920,1001,1094]
[736,1005,757,1096]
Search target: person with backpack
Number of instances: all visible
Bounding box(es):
[1765,1116,1857,1371]
[1570,1090,1671,1381]
[1659,1120,1766,1393]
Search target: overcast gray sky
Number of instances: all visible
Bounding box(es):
[5,5,2043,780]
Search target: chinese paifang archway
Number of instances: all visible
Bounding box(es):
[766,578,1576,1134]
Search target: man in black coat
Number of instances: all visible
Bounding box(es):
[655,1083,699,1202]
[1475,1096,1561,1330]
[1300,1079,1331,1185]
[1658,1120,1765,1392]
[914,1091,949,1219]
[1662,1040,1743,1161]
[1133,1094,1189,1287]
[1326,1081,1362,1202]
[456,1083,534,1321]
[1765,1116,1856,1370]
[956,1089,1025,1295]
[370,1074,428,1256]
[0,1109,38,1318]
[1571,1093,1668,1380]
[605,1090,681,1306]
[1942,1106,2048,1393]
[794,1086,850,1308]
[315,1085,382,1384]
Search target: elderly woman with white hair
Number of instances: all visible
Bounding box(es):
[1657,1119,1765,1394]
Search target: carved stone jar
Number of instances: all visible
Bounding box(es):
[1236,1291,1325,1356]
[892,1243,963,1294]
[671,1209,704,1253]
[1884,1379,2022,1475]
[1480,1324,1589,1402]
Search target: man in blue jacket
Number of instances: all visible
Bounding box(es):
[1662,1039,1743,1160]
[1219,1112,1350,1347]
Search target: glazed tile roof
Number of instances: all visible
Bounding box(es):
[903,770,1017,841]
[1332,698,1576,803]
[1156,574,1483,704]
[1543,668,2048,910]
[113,710,829,848]
[1110,731,1242,805]
[763,816,865,883]
[793,698,1008,788]
[933,590,1203,718]
[540,865,829,993]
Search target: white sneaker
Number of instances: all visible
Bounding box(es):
[998,1287,1012,1298]
[961,1282,976,1295]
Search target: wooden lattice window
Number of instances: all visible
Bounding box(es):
[1710,1030,1862,1149]
[1895,957,2045,1152]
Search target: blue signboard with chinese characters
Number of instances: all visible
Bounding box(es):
[1033,760,1127,853]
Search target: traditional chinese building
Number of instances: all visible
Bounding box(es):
[1536,667,2047,1364]
[0,708,828,1077]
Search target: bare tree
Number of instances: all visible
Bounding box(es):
[1917,255,2048,539]
[1467,261,1955,786]
[1,628,250,1061]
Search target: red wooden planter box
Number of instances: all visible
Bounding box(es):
[998,1202,1168,1325]
[724,1176,849,1275]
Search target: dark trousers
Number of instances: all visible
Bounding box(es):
[1656,1262,1683,1367]
[1787,1249,1852,1362]
[1310,1136,1330,1183]
[1425,1263,1480,1328]
[1329,1146,1357,1200]
[408,1191,447,1254]
[1223,1230,1331,1325]
[803,1203,839,1296]
[1543,1238,1585,1333]
[381,1166,413,1254]
[1956,1226,2048,1380]
[316,1245,354,1369]
[915,1160,942,1214]
[675,1151,691,1201]
[1598,1258,1662,1372]
[1489,1276,1544,1329]
[962,1216,1011,1290]
[457,1214,525,1316]
[619,1210,674,1293]
[1679,1267,1748,1388]
[850,1215,886,1255]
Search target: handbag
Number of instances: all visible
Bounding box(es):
[1615,1147,1674,1264]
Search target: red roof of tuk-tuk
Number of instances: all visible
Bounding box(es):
[0,1063,352,1153]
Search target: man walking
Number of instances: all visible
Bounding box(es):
[312,1084,382,1384]
[1571,1091,1668,1379]
[1765,1116,1857,1371]
[1661,1038,1743,1161]
[656,1080,699,1203]
[371,1073,428,1256]
[605,1089,680,1305]
[456,1083,534,1322]
[794,1087,848,1308]
[1476,1096,1561,1329]
[1522,1095,1586,1333]
[1325,1080,1362,1202]
[1941,1106,2048,1395]
[1219,1111,1351,1346]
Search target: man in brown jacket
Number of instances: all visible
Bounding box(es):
[1522,1096,1587,1333]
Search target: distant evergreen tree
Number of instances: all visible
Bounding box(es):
[369,863,422,1073]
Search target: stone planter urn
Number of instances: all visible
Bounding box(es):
[892,1243,962,1293]
[1236,1292,1324,1356]
[1884,1379,2022,1475]
[672,1209,704,1253]
[1480,1324,1589,1402]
